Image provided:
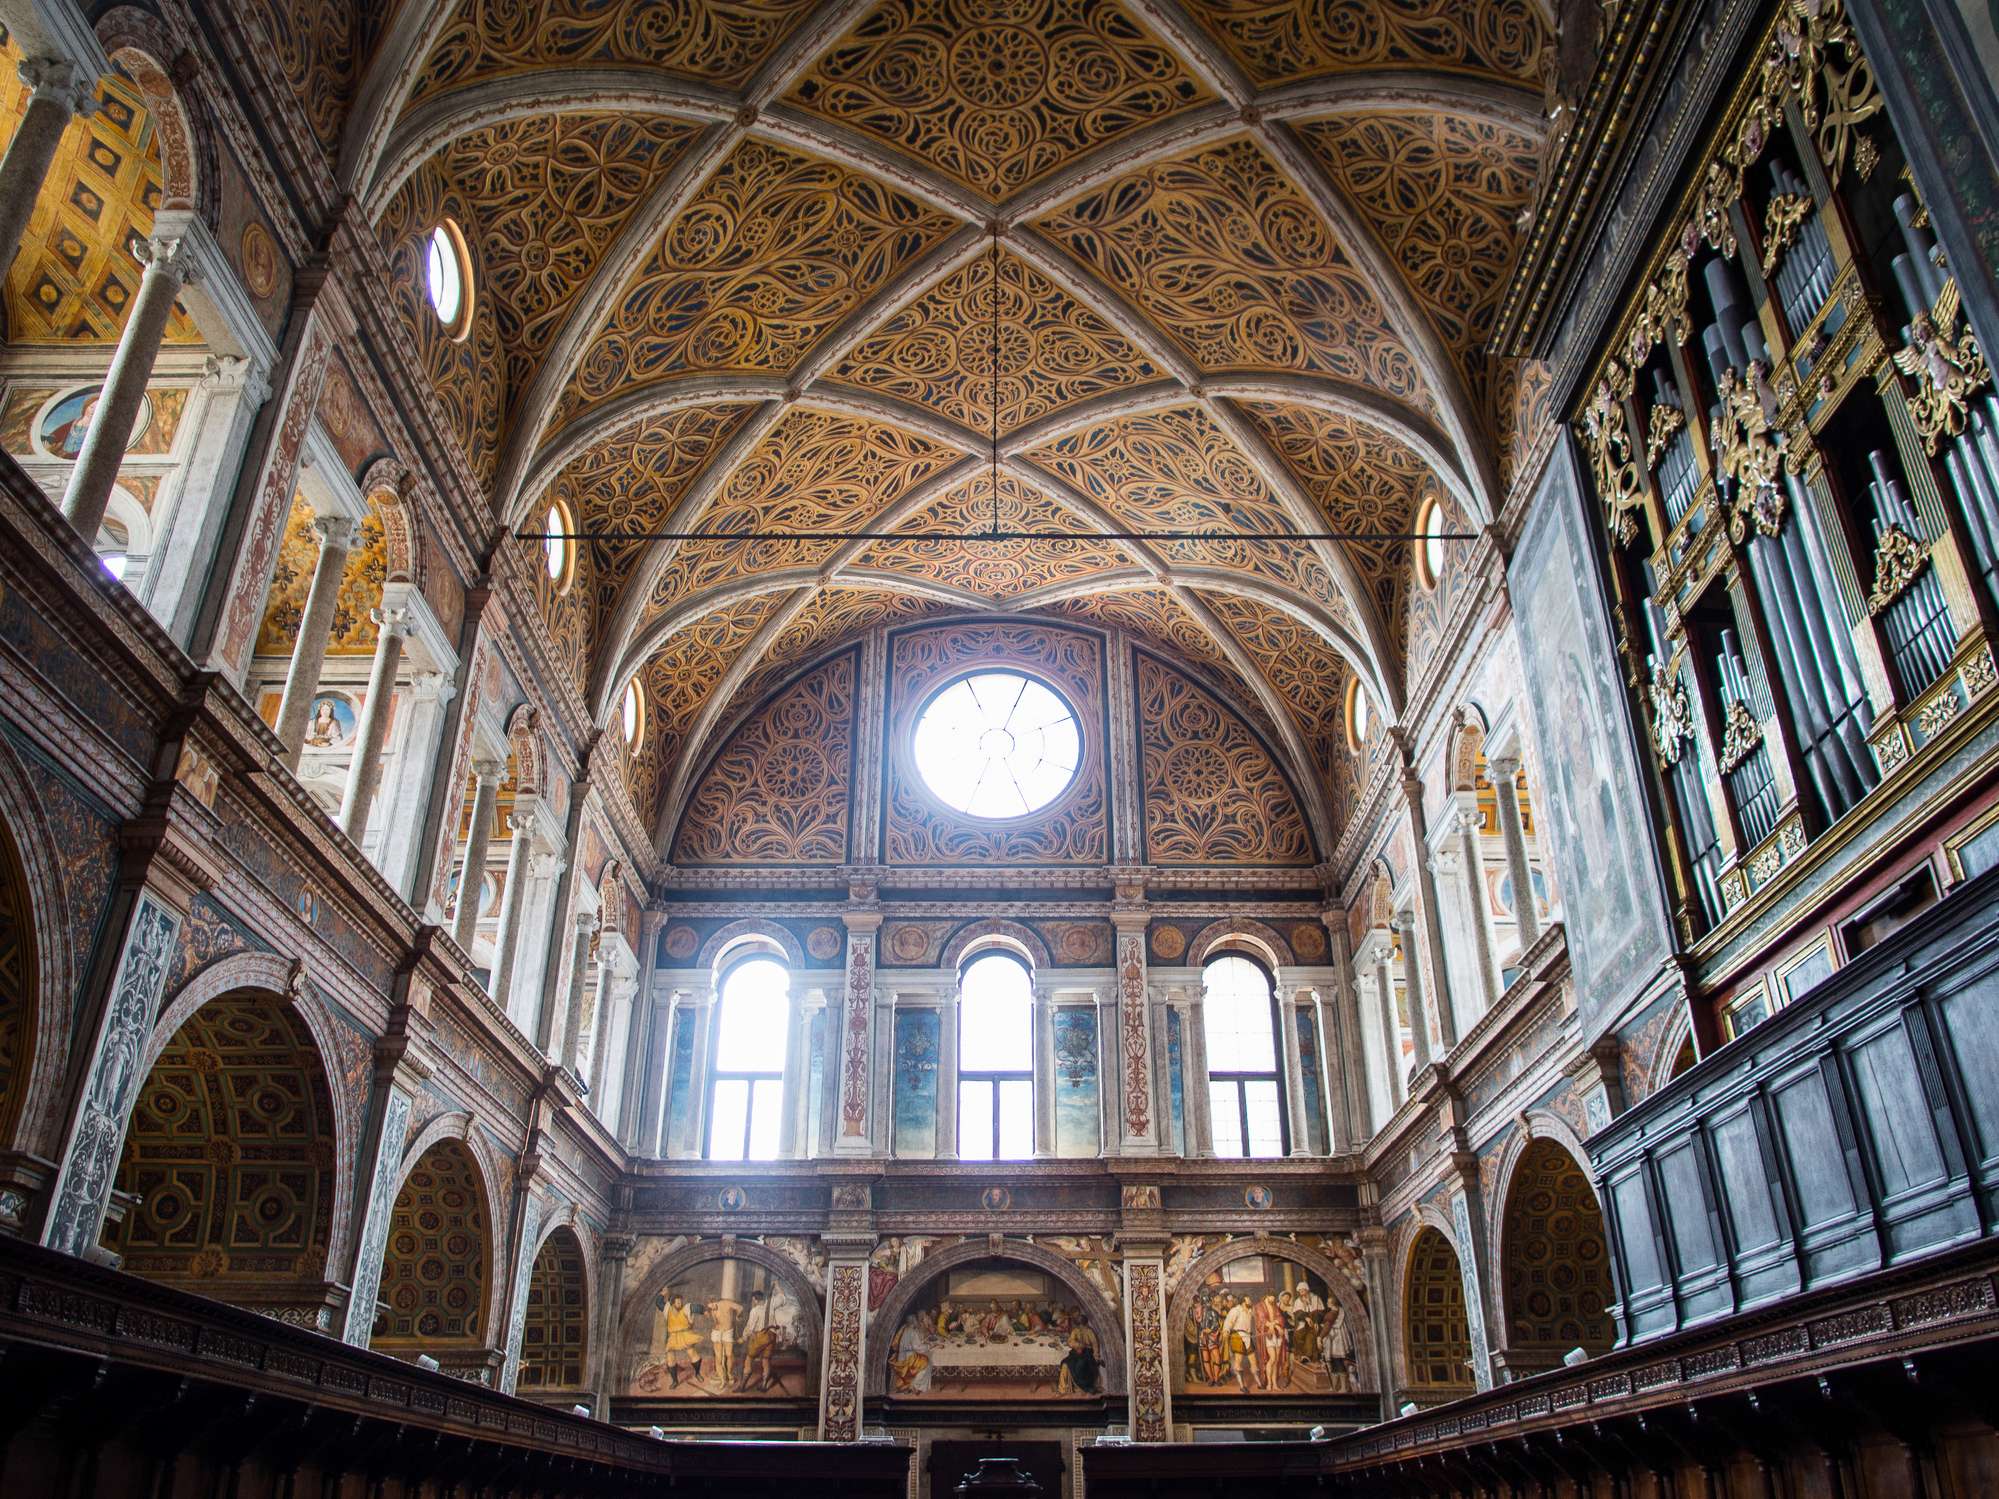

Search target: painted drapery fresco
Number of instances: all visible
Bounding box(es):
[884,1263,1104,1399]
[630,1257,813,1398]
[1179,1253,1357,1395]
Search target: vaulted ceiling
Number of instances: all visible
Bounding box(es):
[309,0,1549,848]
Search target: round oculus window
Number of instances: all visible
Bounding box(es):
[913,670,1079,819]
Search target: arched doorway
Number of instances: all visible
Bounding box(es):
[103,992,340,1325]
[1403,1228,1475,1402]
[520,1225,590,1395]
[1499,1137,1614,1373]
[0,815,36,1155]
[373,1139,494,1378]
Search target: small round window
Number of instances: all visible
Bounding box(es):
[914,670,1079,819]
[1345,677,1372,751]
[424,222,471,337]
[1414,493,1447,590]
[621,679,643,747]
[543,501,571,589]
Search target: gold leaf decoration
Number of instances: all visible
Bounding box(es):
[1177,0,1546,87]
[852,472,1132,599]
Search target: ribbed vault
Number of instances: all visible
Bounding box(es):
[334,0,1549,855]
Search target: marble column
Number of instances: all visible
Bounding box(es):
[450,757,505,947]
[337,605,412,840]
[1033,979,1057,1159]
[1402,774,1459,1052]
[373,671,457,898]
[272,514,356,766]
[1278,983,1313,1157]
[1095,987,1120,1158]
[1487,753,1540,948]
[936,983,960,1160]
[486,811,536,1016]
[688,990,721,1157]
[779,986,815,1159]
[1442,794,1503,1015]
[1393,909,1434,1076]
[556,910,599,1073]
[0,58,96,279]
[62,232,198,543]
[1182,988,1215,1157]
[591,976,634,1114]
[1368,933,1405,1110]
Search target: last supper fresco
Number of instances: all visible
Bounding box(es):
[886,1264,1104,1400]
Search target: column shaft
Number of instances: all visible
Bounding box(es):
[0,60,93,281]
[1278,987,1312,1156]
[556,914,598,1071]
[487,814,536,1016]
[63,235,195,542]
[1403,777,1458,1051]
[1488,756,1540,948]
[273,516,356,766]
[1184,996,1215,1156]
[1372,945,1404,1108]
[450,762,504,946]
[1455,809,1503,1011]
[1395,912,1434,1075]
[1033,987,1056,1158]
[1096,994,1120,1157]
[337,608,410,839]
[779,993,811,1159]
[936,988,959,1159]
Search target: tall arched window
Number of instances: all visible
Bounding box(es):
[707,956,788,1161]
[1203,953,1285,1158]
[958,950,1033,1160]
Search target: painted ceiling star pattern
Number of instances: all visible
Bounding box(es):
[829,251,1160,435]
[555,139,960,429]
[785,0,1211,200]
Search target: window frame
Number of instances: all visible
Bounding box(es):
[956,947,1036,1161]
[910,668,1084,824]
[1201,950,1288,1159]
[1413,492,1446,590]
[423,219,474,341]
[704,952,790,1162]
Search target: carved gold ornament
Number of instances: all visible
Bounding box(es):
[1645,400,1685,471]
[1583,369,1644,546]
[1892,279,1992,454]
[1717,699,1764,774]
[1712,366,1789,538]
[1866,524,1931,615]
[1649,660,1695,767]
[1761,192,1813,272]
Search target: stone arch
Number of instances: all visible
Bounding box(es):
[105,979,346,1327]
[97,11,213,221]
[519,1220,592,1392]
[1400,1216,1476,1400]
[618,1236,825,1396]
[506,706,542,795]
[1449,710,1489,793]
[698,919,804,972]
[866,1237,1126,1397]
[1649,1005,1699,1097]
[359,458,422,586]
[377,1113,509,1359]
[0,737,74,1161]
[1164,1234,1377,1394]
[1186,917,1294,969]
[1489,1125,1615,1373]
[940,919,1051,971]
[1367,862,1396,929]
[141,950,361,1274]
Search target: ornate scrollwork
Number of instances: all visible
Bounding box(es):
[1713,366,1788,539]
[1762,192,1813,272]
[1717,699,1764,774]
[1892,280,1992,454]
[1649,660,1696,767]
[1866,524,1931,615]
[1645,401,1685,471]
[1581,368,1645,546]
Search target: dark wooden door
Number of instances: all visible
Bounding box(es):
[926,1439,1066,1498]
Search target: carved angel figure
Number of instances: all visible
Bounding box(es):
[1894,281,1991,451]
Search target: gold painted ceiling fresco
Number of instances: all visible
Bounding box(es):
[336,0,1550,854]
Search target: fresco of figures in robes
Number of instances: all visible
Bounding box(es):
[1180,1254,1360,1395]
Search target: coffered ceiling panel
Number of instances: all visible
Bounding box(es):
[827,250,1161,435]
[1176,0,1546,89]
[428,114,703,414]
[635,409,960,627]
[1299,112,1540,396]
[551,139,960,431]
[851,471,1132,600]
[411,0,818,107]
[1034,136,1429,410]
[784,0,1212,200]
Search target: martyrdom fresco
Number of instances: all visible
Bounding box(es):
[630,1257,813,1398]
[883,1262,1104,1399]
[1180,1253,1358,1395]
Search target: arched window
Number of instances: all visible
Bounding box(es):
[543,500,572,590]
[1414,492,1447,589]
[958,950,1033,1160]
[1345,678,1371,751]
[621,678,644,748]
[707,956,789,1161]
[424,221,471,337]
[1203,953,1285,1158]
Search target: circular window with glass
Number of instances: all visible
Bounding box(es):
[423,221,472,339]
[913,669,1080,820]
